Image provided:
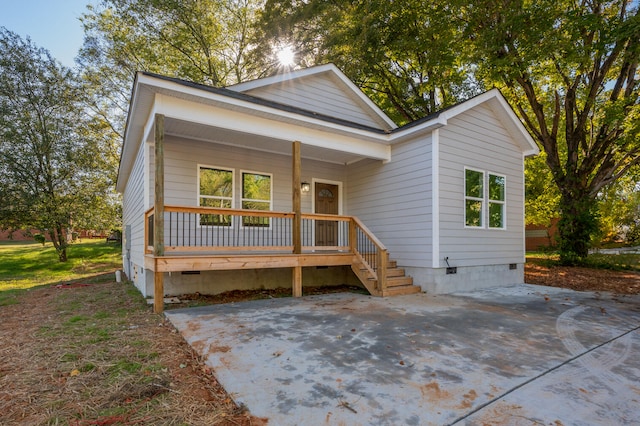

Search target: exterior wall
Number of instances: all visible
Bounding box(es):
[161,135,347,212]
[242,74,385,130]
[437,104,526,269]
[347,135,433,268]
[122,140,148,294]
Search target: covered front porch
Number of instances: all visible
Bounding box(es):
[148,114,418,313]
[145,204,420,313]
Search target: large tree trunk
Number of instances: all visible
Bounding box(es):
[48,226,68,262]
[557,190,599,265]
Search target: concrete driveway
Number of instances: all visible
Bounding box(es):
[165,284,640,425]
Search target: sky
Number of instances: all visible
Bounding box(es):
[0,0,91,68]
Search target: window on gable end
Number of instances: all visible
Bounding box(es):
[488,173,506,229]
[465,168,484,227]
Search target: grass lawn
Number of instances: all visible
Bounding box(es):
[0,239,251,424]
[0,239,122,295]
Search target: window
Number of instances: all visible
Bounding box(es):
[464,168,506,229]
[199,166,233,226]
[465,169,484,227]
[241,171,272,227]
[488,174,505,229]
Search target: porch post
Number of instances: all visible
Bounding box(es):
[292,141,302,254]
[153,114,165,313]
[292,141,302,297]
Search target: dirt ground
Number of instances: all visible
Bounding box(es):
[525,258,640,294]
[1,264,638,425]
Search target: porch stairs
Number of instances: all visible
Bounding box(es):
[351,258,422,297]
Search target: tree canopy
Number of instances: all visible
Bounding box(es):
[260,0,639,261]
[5,0,637,263]
[0,28,119,261]
[460,0,639,261]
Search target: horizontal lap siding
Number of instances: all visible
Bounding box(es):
[347,136,432,267]
[244,75,384,129]
[439,105,525,267]
[123,142,146,267]
[162,136,346,213]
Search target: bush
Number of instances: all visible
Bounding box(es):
[34,234,46,246]
[626,223,640,245]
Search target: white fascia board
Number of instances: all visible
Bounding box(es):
[116,74,146,193]
[228,64,398,130]
[156,93,391,161]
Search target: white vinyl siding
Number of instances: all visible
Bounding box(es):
[243,74,386,130]
[160,135,347,213]
[347,135,433,268]
[438,104,525,267]
[122,141,146,272]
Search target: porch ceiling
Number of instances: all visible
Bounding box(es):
[163,117,368,165]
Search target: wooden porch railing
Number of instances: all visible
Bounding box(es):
[144,206,388,290]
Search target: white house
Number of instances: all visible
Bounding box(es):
[116,64,539,312]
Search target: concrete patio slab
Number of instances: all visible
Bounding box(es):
[165,285,640,425]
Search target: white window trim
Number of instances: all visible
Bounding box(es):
[488,172,507,230]
[464,167,507,230]
[197,164,235,227]
[464,167,485,229]
[240,169,273,229]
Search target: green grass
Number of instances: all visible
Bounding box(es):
[0,239,122,293]
[527,251,640,271]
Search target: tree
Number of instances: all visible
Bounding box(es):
[260,0,482,123]
[460,0,640,264]
[0,28,119,261]
[78,0,269,139]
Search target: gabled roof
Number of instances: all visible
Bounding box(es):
[117,67,538,192]
[227,64,398,131]
[391,88,539,156]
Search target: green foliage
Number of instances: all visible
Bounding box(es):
[525,154,560,226]
[627,224,640,245]
[459,0,640,259]
[34,234,46,246]
[0,29,120,262]
[78,0,268,140]
[260,0,483,124]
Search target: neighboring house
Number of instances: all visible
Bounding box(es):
[525,219,559,251]
[116,64,539,312]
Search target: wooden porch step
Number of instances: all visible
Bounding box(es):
[385,268,406,278]
[352,257,421,297]
[386,276,414,287]
[381,284,422,296]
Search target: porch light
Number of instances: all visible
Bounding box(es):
[301,181,310,193]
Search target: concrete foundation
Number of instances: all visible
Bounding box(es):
[407,263,524,294]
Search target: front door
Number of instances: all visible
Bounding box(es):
[315,182,339,246]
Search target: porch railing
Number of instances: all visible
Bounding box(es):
[144,206,388,290]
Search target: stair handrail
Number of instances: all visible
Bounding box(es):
[350,217,388,291]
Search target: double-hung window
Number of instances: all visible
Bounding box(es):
[241,171,272,227]
[488,174,506,229]
[465,168,506,229]
[199,166,233,226]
